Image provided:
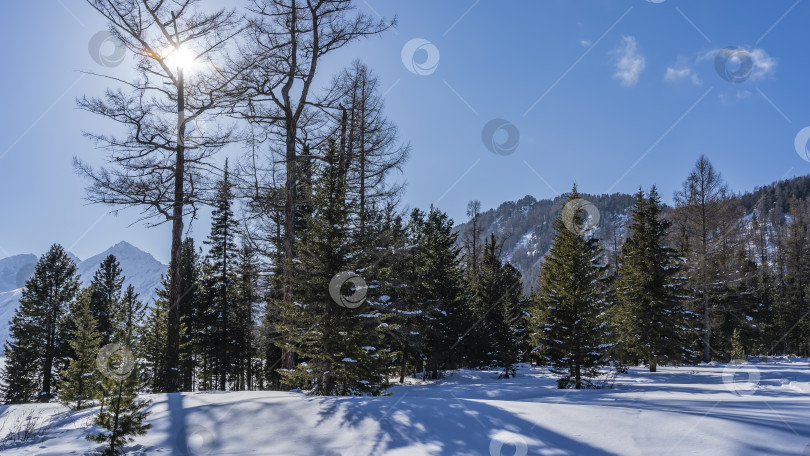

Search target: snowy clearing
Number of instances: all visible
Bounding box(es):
[1,359,809,455]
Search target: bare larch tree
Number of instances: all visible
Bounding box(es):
[76,0,243,392]
[237,0,392,370]
[673,155,739,363]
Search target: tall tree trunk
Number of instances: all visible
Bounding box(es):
[166,68,185,394]
[399,347,407,384]
[281,121,297,371]
[358,85,367,240]
[701,195,711,364]
[703,290,710,362]
[220,222,229,391]
[41,321,55,402]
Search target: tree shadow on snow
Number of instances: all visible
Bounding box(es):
[313,393,619,456]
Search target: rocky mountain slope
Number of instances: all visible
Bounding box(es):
[455,175,810,293]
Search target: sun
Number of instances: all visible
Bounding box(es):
[163,46,199,72]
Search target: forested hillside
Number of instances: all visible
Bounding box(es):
[457,174,810,293]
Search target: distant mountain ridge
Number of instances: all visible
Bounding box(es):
[455,175,810,293]
[455,192,635,293]
[0,241,165,344]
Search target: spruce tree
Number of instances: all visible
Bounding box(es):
[1,244,80,403]
[88,335,151,455]
[200,163,239,390]
[382,207,465,380]
[612,187,692,372]
[233,242,262,390]
[1,319,41,403]
[528,187,609,389]
[378,208,429,383]
[142,279,169,392]
[115,285,146,342]
[730,329,745,363]
[59,291,101,410]
[143,274,191,393]
[468,235,524,378]
[178,238,201,391]
[89,255,125,345]
[418,207,466,379]
[143,240,200,392]
[280,139,390,395]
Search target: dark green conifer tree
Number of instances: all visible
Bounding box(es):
[142,278,169,392]
[144,265,193,393]
[528,187,609,389]
[178,238,201,391]
[59,290,101,410]
[418,207,466,379]
[279,139,390,395]
[88,335,151,455]
[612,187,692,372]
[200,163,239,390]
[232,242,262,390]
[381,207,466,380]
[1,317,41,403]
[1,244,80,403]
[468,234,525,377]
[89,255,125,345]
[115,285,146,342]
[373,209,418,383]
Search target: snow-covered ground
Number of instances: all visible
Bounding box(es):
[1,359,809,455]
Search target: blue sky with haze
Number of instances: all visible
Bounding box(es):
[1,0,809,263]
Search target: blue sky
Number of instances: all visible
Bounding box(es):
[1,0,809,263]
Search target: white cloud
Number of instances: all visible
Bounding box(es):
[611,36,645,87]
[700,47,777,81]
[748,48,777,80]
[664,66,702,85]
[580,39,592,48]
[665,67,691,81]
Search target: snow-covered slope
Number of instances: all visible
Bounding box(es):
[0,242,165,346]
[0,290,23,345]
[455,193,635,293]
[0,254,37,293]
[0,360,808,455]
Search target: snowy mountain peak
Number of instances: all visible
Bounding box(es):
[76,241,165,299]
[86,241,161,266]
[0,242,166,344]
